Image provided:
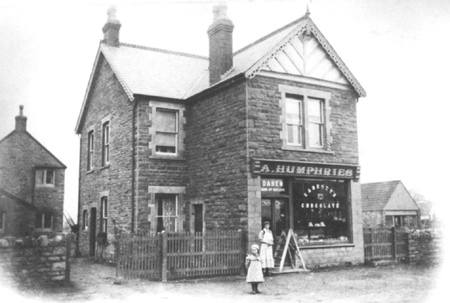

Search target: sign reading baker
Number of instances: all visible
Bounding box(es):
[252,159,359,180]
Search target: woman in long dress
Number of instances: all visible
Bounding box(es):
[259,221,274,276]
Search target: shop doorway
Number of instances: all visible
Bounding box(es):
[89,207,97,257]
[261,198,288,236]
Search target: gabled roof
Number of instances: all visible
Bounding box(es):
[75,14,366,133]
[0,130,66,169]
[0,188,37,210]
[361,180,401,211]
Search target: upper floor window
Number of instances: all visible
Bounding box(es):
[36,212,53,230]
[282,88,328,150]
[87,130,94,171]
[82,209,88,231]
[35,169,55,187]
[100,197,108,233]
[102,121,110,166]
[0,211,5,232]
[155,108,178,155]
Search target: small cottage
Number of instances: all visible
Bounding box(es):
[361,180,420,228]
[0,106,66,237]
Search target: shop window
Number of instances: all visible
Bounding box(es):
[36,212,53,230]
[156,193,178,232]
[100,197,108,233]
[0,211,5,232]
[293,180,350,245]
[155,108,178,155]
[35,169,55,187]
[101,121,110,166]
[82,209,88,230]
[87,130,94,171]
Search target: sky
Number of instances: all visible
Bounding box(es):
[0,0,449,220]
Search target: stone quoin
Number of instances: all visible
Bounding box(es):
[75,4,366,267]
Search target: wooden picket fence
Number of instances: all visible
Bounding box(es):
[363,227,409,262]
[116,230,245,281]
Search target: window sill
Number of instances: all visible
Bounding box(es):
[35,185,55,189]
[86,169,95,175]
[100,165,110,171]
[282,146,335,154]
[150,155,185,161]
[299,243,355,250]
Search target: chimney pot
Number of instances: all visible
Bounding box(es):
[15,105,27,132]
[208,4,234,85]
[102,6,121,47]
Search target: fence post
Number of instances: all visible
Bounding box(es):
[65,234,71,283]
[115,235,120,278]
[370,228,374,260]
[161,232,168,282]
[391,227,397,260]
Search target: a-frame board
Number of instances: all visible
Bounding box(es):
[279,229,309,272]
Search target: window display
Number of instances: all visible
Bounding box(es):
[293,180,350,245]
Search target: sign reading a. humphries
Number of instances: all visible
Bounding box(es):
[252,159,360,180]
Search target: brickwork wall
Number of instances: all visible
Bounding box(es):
[0,234,69,285]
[246,76,364,265]
[185,81,248,232]
[246,75,359,164]
[134,99,187,233]
[78,57,134,255]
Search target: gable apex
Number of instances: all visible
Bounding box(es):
[244,16,366,97]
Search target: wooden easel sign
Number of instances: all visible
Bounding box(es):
[279,229,309,273]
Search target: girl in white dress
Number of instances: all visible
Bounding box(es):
[245,244,264,294]
[259,221,275,276]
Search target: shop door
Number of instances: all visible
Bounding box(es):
[261,198,288,236]
[89,207,97,256]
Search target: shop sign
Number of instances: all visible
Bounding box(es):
[252,159,359,180]
[261,178,284,192]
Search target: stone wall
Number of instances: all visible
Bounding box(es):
[408,230,441,265]
[185,80,248,232]
[78,56,134,255]
[0,234,70,286]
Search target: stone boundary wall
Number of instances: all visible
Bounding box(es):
[408,230,442,265]
[0,234,71,285]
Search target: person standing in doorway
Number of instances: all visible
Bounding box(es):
[259,221,274,276]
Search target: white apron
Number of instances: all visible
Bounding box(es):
[259,228,275,268]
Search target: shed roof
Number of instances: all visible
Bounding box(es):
[0,188,37,210]
[361,181,401,211]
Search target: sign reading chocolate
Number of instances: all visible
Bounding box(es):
[252,159,359,180]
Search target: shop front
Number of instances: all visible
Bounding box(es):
[252,159,364,266]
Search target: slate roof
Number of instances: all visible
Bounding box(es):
[0,130,66,169]
[361,181,400,211]
[76,14,366,133]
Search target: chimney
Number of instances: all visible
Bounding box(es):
[207,4,234,85]
[15,105,27,132]
[102,6,121,47]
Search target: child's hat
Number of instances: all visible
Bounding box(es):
[251,244,259,250]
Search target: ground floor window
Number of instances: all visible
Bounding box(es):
[36,212,53,230]
[293,179,350,245]
[100,197,108,233]
[156,194,178,232]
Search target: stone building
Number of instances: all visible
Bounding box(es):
[0,106,66,237]
[76,6,366,266]
[361,180,420,228]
